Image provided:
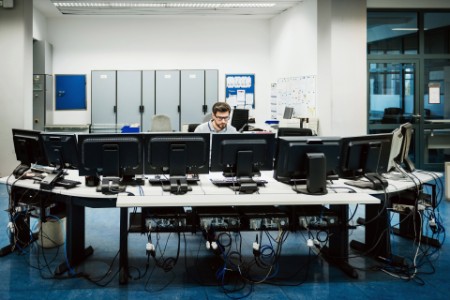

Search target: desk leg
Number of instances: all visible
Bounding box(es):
[392,212,442,248]
[350,200,406,267]
[119,207,128,285]
[320,204,358,279]
[55,201,93,275]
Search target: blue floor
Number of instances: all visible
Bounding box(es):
[0,177,448,300]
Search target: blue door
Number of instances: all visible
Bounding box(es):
[55,74,86,110]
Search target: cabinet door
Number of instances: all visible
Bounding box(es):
[181,70,205,126]
[117,70,142,128]
[156,70,180,131]
[91,70,116,126]
[142,70,155,132]
[205,69,219,116]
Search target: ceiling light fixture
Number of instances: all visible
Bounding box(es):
[53,2,277,9]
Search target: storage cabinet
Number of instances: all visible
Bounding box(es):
[91,69,218,132]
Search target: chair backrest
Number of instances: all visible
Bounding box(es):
[202,113,212,123]
[150,114,172,132]
[231,109,249,132]
[277,127,313,137]
[187,124,199,132]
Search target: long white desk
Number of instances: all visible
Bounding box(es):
[1,169,442,284]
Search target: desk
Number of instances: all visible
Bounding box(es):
[1,171,382,284]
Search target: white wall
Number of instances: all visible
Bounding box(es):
[0,0,33,177]
[46,16,272,124]
[33,6,47,41]
[270,0,318,79]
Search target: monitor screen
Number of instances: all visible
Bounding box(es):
[231,109,249,132]
[273,136,341,194]
[395,122,415,172]
[77,133,143,181]
[144,132,210,176]
[12,128,47,169]
[339,133,393,179]
[41,133,79,170]
[210,133,276,178]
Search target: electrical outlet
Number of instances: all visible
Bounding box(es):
[3,0,13,8]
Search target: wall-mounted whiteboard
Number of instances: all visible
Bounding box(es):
[270,75,316,119]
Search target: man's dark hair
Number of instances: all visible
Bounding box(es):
[212,102,231,114]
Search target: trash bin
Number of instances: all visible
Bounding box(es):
[37,217,66,248]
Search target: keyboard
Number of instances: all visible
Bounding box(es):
[210,178,268,187]
[55,178,82,188]
[344,180,375,189]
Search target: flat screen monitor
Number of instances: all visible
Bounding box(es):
[210,133,276,178]
[77,133,143,185]
[144,132,210,194]
[338,133,393,179]
[277,127,313,137]
[12,128,47,177]
[273,136,341,194]
[41,133,79,170]
[231,109,249,132]
[387,127,403,172]
[395,122,415,172]
[283,106,294,119]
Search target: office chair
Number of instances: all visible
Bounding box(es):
[150,114,172,132]
[203,113,212,123]
[187,124,199,132]
[381,107,403,124]
[231,109,249,132]
[277,127,313,137]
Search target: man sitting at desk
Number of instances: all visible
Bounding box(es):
[195,102,237,134]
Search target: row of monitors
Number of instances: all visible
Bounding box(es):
[11,123,413,182]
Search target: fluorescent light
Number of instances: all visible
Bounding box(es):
[391,28,418,31]
[53,2,277,9]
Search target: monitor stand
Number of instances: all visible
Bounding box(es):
[162,176,192,195]
[293,153,327,195]
[99,177,126,194]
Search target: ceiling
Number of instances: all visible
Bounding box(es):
[34,0,304,18]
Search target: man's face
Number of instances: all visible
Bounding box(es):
[212,111,230,130]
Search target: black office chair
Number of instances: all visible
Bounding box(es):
[187,124,199,132]
[277,127,313,137]
[381,107,403,124]
[231,109,249,132]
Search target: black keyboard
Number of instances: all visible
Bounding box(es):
[210,178,268,186]
[55,178,82,188]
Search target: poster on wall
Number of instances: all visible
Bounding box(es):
[225,74,255,109]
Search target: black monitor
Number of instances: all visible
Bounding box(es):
[338,133,393,179]
[78,133,144,192]
[41,133,79,170]
[394,122,415,172]
[11,128,47,177]
[144,132,210,194]
[273,137,341,195]
[277,127,313,137]
[231,108,249,132]
[210,133,276,178]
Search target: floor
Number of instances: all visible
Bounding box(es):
[0,175,448,300]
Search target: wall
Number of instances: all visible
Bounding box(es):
[0,0,33,177]
[47,16,271,124]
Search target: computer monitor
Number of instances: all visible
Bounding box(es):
[273,137,341,195]
[78,133,144,191]
[283,106,294,119]
[231,108,249,132]
[210,133,276,177]
[277,127,313,137]
[11,128,47,177]
[144,132,210,194]
[41,133,79,170]
[387,127,403,172]
[395,122,415,172]
[338,133,393,179]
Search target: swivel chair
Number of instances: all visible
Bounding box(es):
[150,114,172,132]
[277,127,314,137]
